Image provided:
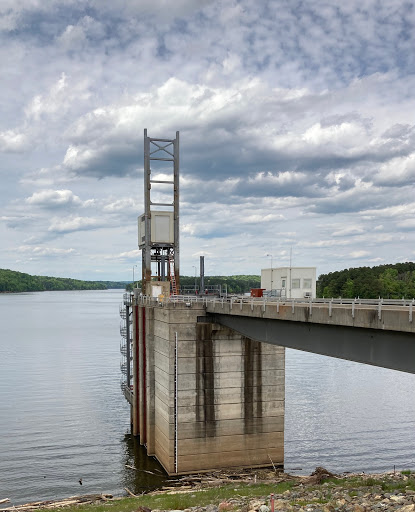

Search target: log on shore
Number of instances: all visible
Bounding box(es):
[0,494,113,512]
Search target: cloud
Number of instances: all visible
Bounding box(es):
[1,0,415,279]
[25,72,91,123]
[102,198,139,212]
[0,129,27,152]
[25,189,82,208]
[396,219,415,231]
[57,16,106,51]
[331,226,365,237]
[102,249,141,261]
[0,214,38,229]
[48,216,105,235]
[16,245,77,257]
[299,239,352,248]
[349,250,371,259]
[374,153,415,187]
[48,72,415,195]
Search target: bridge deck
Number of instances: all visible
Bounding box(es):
[205,298,415,333]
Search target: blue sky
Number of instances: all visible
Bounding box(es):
[1,0,415,281]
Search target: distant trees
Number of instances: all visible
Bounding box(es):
[317,262,415,299]
[127,275,261,294]
[0,269,108,293]
[180,275,261,294]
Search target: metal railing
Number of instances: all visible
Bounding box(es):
[135,293,414,323]
[136,293,414,306]
[123,292,133,306]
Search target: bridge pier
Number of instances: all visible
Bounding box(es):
[131,300,285,474]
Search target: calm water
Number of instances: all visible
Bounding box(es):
[0,290,414,505]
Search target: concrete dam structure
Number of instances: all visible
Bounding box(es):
[124,297,285,475]
[120,130,415,474]
[120,293,415,474]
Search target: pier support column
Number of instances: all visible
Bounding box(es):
[132,302,139,437]
[145,306,156,455]
[146,302,285,474]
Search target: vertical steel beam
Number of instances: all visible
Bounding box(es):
[200,256,205,294]
[143,129,152,287]
[174,131,180,290]
[126,304,131,388]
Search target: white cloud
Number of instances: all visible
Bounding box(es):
[397,219,415,230]
[102,198,138,212]
[25,189,82,208]
[17,245,77,257]
[331,226,365,237]
[244,213,285,223]
[25,73,91,122]
[375,153,415,186]
[102,249,141,261]
[0,129,27,152]
[349,250,371,258]
[48,216,104,234]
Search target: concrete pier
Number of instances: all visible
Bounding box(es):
[131,300,285,474]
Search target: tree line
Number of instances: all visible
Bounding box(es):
[126,274,261,294]
[0,269,127,293]
[317,262,415,299]
[6,262,415,298]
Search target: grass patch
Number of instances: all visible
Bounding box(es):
[381,479,415,492]
[60,482,295,512]
[402,470,413,475]
[315,474,415,494]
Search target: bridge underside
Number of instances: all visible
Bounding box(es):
[210,314,415,374]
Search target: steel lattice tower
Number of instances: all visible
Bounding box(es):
[139,129,180,294]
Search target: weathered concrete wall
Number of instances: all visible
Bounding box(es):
[145,302,285,474]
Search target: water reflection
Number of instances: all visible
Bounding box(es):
[121,434,176,493]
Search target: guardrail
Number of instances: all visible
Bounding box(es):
[134,294,414,323]
[136,294,415,306]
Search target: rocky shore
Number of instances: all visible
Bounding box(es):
[1,468,414,512]
[147,468,415,512]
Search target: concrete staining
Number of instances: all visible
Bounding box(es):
[131,300,285,475]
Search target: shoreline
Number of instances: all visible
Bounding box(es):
[2,467,414,512]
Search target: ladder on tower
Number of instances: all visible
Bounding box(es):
[169,255,178,296]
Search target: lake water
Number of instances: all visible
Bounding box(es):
[0,290,414,505]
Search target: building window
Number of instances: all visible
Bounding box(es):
[292,278,300,289]
[281,278,286,288]
[303,278,312,289]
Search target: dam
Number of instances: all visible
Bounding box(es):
[119,129,415,475]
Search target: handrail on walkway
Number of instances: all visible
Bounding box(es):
[130,293,414,324]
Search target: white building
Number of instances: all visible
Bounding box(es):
[261,267,317,299]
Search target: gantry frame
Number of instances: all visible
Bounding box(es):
[141,129,180,293]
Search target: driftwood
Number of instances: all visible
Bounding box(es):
[0,501,10,506]
[304,466,338,485]
[0,494,113,512]
[125,465,161,476]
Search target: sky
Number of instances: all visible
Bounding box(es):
[1,0,415,281]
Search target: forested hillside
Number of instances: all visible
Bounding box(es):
[0,269,109,292]
[126,274,261,294]
[317,262,415,299]
[181,274,261,294]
